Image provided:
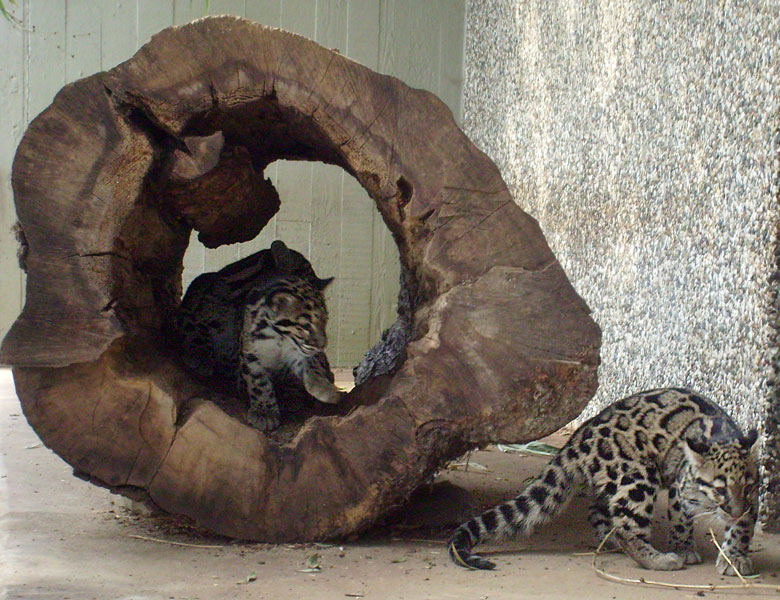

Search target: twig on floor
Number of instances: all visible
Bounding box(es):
[128,534,225,549]
[446,454,489,472]
[572,548,620,556]
[496,442,559,456]
[590,527,779,593]
[391,538,444,545]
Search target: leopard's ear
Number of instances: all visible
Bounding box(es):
[315,276,334,291]
[270,240,292,269]
[270,240,315,275]
[683,438,707,468]
[741,428,759,451]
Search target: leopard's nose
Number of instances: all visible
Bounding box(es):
[728,497,745,519]
[312,330,327,348]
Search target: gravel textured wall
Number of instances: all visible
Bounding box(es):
[463,1,780,522]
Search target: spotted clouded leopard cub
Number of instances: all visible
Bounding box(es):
[449,388,759,576]
[239,270,341,431]
[175,240,342,431]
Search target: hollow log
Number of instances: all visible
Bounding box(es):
[1,16,601,542]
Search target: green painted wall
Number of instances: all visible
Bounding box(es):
[0,0,465,367]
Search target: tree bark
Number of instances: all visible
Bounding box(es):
[1,16,601,542]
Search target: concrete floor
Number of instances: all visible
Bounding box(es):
[3,368,780,600]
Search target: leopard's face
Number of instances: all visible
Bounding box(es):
[688,441,758,520]
[267,279,329,355]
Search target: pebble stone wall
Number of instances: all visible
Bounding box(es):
[462,1,780,525]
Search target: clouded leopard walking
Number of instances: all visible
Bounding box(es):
[449,388,759,575]
[175,240,342,431]
[239,270,342,431]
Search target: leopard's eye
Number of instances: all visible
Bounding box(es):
[712,479,727,491]
[697,476,727,496]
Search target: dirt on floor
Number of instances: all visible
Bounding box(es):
[3,368,780,600]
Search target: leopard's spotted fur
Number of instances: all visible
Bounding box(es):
[175,241,321,378]
[239,273,341,431]
[449,388,759,575]
[174,240,342,431]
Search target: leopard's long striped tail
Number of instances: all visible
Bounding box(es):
[448,453,577,569]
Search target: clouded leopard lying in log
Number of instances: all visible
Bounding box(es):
[449,388,759,576]
[175,240,343,431]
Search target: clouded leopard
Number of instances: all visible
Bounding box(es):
[175,240,343,431]
[239,271,342,431]
[449,388,759,576]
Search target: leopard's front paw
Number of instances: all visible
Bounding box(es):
[717,553,754,577]
[304,372,344,404]
[247,409,280,432]
[646,552,685,571]
[311,384,343,404]
[323,388,346,404]
[672,546,703,565]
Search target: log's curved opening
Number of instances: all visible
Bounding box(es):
[112,89,414,441]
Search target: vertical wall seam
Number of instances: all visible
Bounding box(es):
[373,0,380,71]
[134,0,140,50]
[22,0,29,128]
[457,0,467,123]
[313,0,318,42]
[98,1,103,71]
[63,0,67,85]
